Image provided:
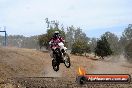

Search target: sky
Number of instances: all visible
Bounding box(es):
[0,0,132,38]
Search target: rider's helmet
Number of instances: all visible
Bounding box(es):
[53,31,60,38]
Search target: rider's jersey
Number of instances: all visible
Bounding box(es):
[49,37,65,49]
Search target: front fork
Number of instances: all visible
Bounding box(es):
[61,50,67,61]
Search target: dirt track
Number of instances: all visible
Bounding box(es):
[0,47,132,88]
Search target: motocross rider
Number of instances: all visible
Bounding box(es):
[49,31,65,60]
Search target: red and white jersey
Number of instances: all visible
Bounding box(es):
[49,37,65,48]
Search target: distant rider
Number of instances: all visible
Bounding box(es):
[49,31,65,59]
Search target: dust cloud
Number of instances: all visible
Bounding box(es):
[42,65,62,77]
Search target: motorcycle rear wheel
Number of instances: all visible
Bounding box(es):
[52,59,59,71]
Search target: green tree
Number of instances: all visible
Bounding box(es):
[71,40,90,55]
[38,29,65,49]
[120,24,132,50]
[124,40,132,62]
[38,19,65,49]
[83,43,91,56]
[95,36,112,59]
[66,26,75,49]
[71,40,85,55]
[102,32,120,55]
[71,27,90,55]
[89,38,97,52]
[122,24,132,62]
[74,28,90,42]
[38,34,48,49]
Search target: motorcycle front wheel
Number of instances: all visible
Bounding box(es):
[64,53,71,68]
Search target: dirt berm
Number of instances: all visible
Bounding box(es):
[0,47,132,88]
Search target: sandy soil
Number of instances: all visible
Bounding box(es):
[0,47,132,88]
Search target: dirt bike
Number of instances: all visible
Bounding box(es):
[52,42,71,71]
